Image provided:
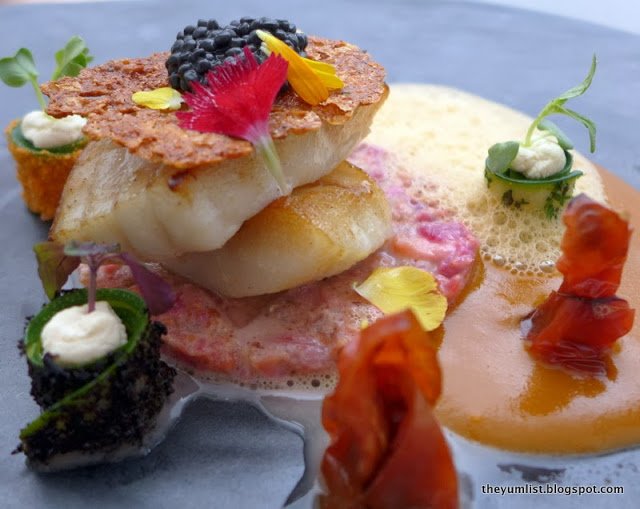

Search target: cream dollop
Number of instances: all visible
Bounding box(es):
[21,110,86,149]
[511,131,566,179]
[41,301,127,367]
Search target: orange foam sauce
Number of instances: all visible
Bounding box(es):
[436,168,640,454]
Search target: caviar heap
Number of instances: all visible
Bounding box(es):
[166,17,308,92]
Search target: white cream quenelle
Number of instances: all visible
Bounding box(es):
[21,110,86,149]
[41,301,127,367]
[511,130,566,179]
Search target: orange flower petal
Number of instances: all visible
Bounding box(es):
[302,58,344,87]
[302,57,344,88]
[311,67,344,90]
[303,57,335,73]
[257,30,341,105]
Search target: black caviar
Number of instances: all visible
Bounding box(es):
[166,17,308,92]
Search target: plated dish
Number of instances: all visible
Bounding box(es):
[1,1,640,506]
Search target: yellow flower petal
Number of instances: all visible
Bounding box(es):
[257,30,343,105]
[312,68,344,90]
[303,57,336,74]
[132,87,183,111]
[354,267,448,331]
[302,58,344,88]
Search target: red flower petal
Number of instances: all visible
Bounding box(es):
[177,47,288,144]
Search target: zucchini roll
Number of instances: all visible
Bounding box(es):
[484,56,597,219]
[6,119,87,221]
[17,288,176,464]
[485,148,582,219]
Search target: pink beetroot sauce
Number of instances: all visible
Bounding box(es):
[95,144,479,381]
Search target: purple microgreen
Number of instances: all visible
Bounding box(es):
[119,253,176,315]
[33,242,80,300]
[34,241,175,315]
[63,241,120,312]
[63,240,120,258]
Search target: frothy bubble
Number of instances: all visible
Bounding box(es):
[365,84,607,277]
[178,361,338,394]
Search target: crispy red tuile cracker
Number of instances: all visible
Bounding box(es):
[525,194,635,375]
[320,310,458,509]
[41,38,386,169]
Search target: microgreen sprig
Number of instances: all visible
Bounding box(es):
[50,36,93,81]
[0,48,45,109]
[523,55,597,152]
[485,56,597,177]
[34,241,175,315]
[0,36,93,111]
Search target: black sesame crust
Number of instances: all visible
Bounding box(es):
[17,319,176,464]
[28,351,114,409]
[166,16,308,92]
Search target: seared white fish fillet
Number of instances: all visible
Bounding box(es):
[162,161,392,297]
[50,101,380,258]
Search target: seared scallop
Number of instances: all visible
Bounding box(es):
[162,161,392,297]
[47,39,388,258]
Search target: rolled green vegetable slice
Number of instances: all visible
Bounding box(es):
[11,122,88,155]
[17,288,176,464]
[483,57,598,220]
[485,150,583,219]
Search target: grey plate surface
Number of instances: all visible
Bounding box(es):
[0,1,639,508]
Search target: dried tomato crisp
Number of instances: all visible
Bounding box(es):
[525,194,635,375]
[320,311,458,509]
